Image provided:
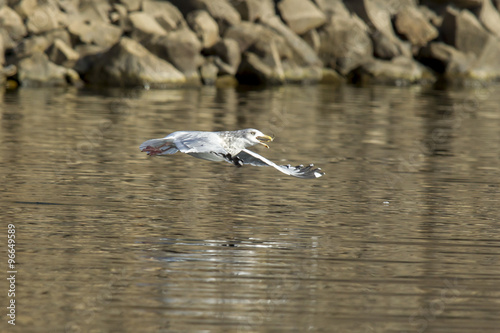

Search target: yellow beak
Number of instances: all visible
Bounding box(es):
[256,135,273,148]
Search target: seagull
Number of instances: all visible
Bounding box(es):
[139,129,324,179]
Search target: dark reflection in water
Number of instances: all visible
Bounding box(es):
[1,85,499,332]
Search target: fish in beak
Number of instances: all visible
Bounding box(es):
[257,135,273,148]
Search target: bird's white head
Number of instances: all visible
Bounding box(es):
[242,129,274,148]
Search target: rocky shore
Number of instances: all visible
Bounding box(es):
[2,0,500,88]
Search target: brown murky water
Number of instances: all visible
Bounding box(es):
[1,84,499,332]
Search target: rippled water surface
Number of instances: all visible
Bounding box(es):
[1,84,499,332]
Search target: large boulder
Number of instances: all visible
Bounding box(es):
[13,0,39,19]
[475,0,500,38]
[26,2,68,34]
[317,13,372,75]
[208,38,241,75]
[226,21,321,84]
[419,41,475,77]
[17,51,81,87]
[143,28,204,81]
[261,15,322,67]
[142,0,187,31]
[169,0,241,33]
[117,0,142,12]
[129,12,168,41]
[68,0,113,24]
[237,51,285,85]
[199,57,219,85]
[420,38,500,83]
[314,0,350,17]
[0,6,27,49]
[68,19,122,48]
[466,36,500,80]
[301,28,321,53]
[353,56,435,85]
[230,0,274,22]
[345,0,411,59]
[15,29,71,58]
[45,38,80,67]
[277,0,327,35]
[84,37,186,87]
[187,10,220,49]
[440,6,493,56]
[394,6,439,48]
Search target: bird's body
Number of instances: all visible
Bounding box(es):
[139,129,324,179]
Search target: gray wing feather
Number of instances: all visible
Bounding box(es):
[140,132,228,159]
[236,149,324,179]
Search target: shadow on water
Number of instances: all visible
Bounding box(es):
[0,85,499,332]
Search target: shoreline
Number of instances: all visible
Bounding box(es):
[2,0,500,89]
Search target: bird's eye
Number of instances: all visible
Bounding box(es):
[250,131,256,135]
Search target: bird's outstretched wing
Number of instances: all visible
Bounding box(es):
[236,149,324,179]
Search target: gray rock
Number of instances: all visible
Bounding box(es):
[476,0,500,38]
[238,51,285,85]
[440,6,490,56]
[301,28,321,53]
[144,28,203,81]
[209,38,241,75]
[226,21,321,84]
[230,0,274,22]
[70,0,113,24]
[118,0,142,12]
[200,58,219,85]
[354,56,435,85]
[318,13,372,75]
[129,12,168,41]
[419,41,475,77]
[345,0,411,59]
[142,0,187,31]
[15,29,71,58]
[225,21,265,53]
[277,0,327,35]
[372,30,403,60]
[313,0,350,18]
[13,0,38,19]
[169,0,241,32]
[26,2,68,34]
[110,3,132,31]
[17,51,82,87]
[84,37,186,87]
[467,36,500,81]
[187,10,220,49]
[418,4,443,27]
[46,38,80,67]
[394,6,439,48]
[68,19,122,48]
[261,14,322,67]
[0,6,27,49]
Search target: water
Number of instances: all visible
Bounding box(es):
[0,84,499,332]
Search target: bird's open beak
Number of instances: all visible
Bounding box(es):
[257,135,273,148]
